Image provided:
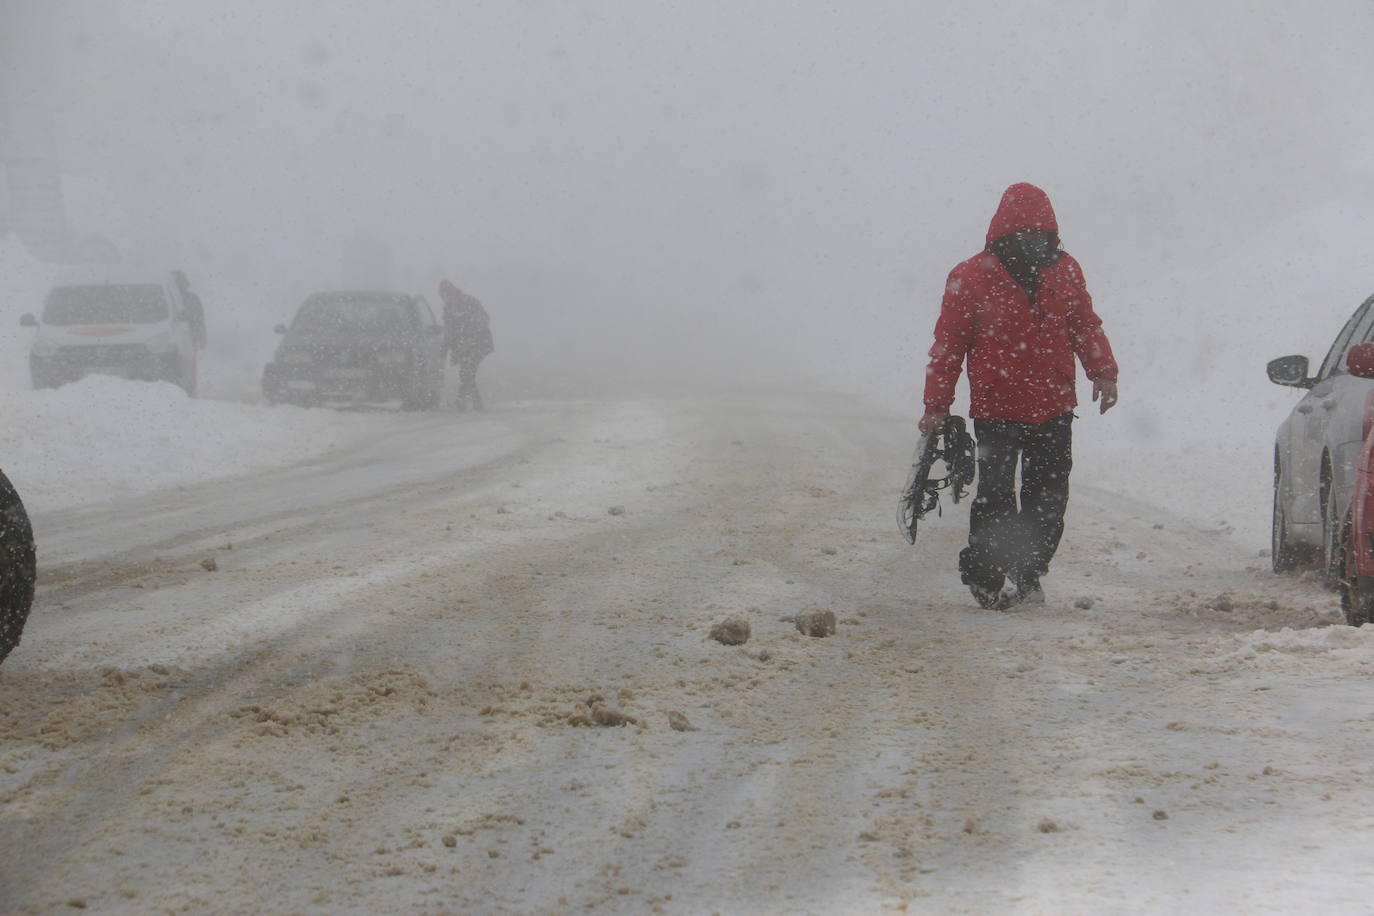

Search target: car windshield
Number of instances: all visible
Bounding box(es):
[292,297,411,333]
[42,284,169,325]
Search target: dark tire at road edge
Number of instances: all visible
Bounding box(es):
[1272,459,1304,573]
[0,469,36,666]
[402,369,442,411]
[1341,511,1374,626]
[1272,453,1316,574]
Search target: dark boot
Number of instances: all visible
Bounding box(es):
[1015,572,1045,605]
[961,547,1008,609]
[969,581,1011,610]
[1002,571,1044,609]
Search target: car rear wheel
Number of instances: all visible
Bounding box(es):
[178,360,198,398]
[1269,455,1313,576]
[1271,460,1308,573]
[0,469,36,667]
[31,365,61,390]
[1343,577,1374,626]
[422,375,442,410]
[401,368,442,411]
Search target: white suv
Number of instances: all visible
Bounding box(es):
[20,269,200,396]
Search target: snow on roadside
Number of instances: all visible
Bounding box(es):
[1196,624,1374,677]
[1,375,393,513]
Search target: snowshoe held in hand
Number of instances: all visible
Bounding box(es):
[897,415,975,545]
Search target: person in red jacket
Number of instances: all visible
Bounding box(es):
[919,182,1119,609]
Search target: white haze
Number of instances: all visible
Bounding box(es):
[3,1,1374,426]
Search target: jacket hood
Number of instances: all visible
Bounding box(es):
[985,182,1058,246]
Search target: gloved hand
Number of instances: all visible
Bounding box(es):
[1092,379,1118,414]
[918,411,949,435]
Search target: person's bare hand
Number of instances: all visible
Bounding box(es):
[1092,378,1118,414]
[918,411,949,435]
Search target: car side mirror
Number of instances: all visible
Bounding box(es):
[1349,343,1374,379]
[274,324,288,334]
[1267,354,1313,388]
[19,313,37,327]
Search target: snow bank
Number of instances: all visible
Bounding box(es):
[1198,624,1374,677]
[0,375,390,512]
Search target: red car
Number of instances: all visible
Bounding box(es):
[1340,342,1374,625]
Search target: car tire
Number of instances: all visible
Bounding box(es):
[182,356,198,398]
[0,469,36,667]
[402,367,441,411]
[1271,459,1308,573]
[1341,512,1374,626]
[422,375,443,411]
[1322,471,1344,591]
[178,363,197,398]
[1344,577,1374,626]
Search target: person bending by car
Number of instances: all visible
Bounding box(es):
[172,269,207,350]
[439,279,494,411]
[919,182,1119,609]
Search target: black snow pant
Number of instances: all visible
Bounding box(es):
[959,413,1073,591]
[455,357,483,410]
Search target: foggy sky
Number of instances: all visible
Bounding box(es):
[4,1,1373,399]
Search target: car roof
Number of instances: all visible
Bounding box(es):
[305,290,414,301]
[49,267,172,288]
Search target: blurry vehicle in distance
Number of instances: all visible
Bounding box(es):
[1339,343,1374,626]
[261,291,446,410]
[20,269,201,396]
[0,468,36,667]
[1268,293,1374,588]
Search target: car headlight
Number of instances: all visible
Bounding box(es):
[281,349,314,365]
[376,348,410,367]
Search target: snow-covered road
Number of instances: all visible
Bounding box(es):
[3,394,1374,913]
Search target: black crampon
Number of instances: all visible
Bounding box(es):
[897,415,975,544]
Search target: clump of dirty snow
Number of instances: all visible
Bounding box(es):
[666,710,697,732]
[709,617,751,645]
[793,609,837,637]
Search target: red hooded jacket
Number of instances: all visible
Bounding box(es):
[923,183,1118,423]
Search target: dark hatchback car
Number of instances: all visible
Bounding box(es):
[262,291,446,409]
